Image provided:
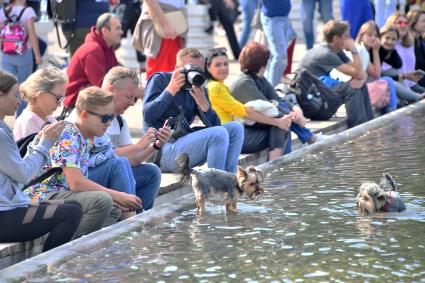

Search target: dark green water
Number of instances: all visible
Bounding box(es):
[29,109,425,282]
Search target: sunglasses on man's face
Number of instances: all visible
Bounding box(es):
[86,110,115,124]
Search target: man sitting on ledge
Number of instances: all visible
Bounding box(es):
[143,48,244,173]
[297,20,374,128]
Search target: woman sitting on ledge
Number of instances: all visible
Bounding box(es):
[230,42,332,154]
[0,70,82,252]
[206,47,292,161]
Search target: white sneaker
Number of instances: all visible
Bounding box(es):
[315,132,334,143]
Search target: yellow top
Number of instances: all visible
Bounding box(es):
[207,80,247,123]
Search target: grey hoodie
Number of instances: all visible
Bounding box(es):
[0,120,52,211]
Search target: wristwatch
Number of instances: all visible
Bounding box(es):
[351,47,359,55]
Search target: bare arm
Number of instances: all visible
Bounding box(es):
[27,17,42,65]
[245,107,291,131]
[115,125,172,166]
[336,39,366,80]
[63,167,141,211]
[142,0,177,39]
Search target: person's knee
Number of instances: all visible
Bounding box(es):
[208,126,229,144]
[85,191,114,212]
[224,121,244,137]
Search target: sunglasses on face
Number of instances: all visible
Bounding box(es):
[86,110,115,124]
[396,20,409,27]
[47,90,64,103]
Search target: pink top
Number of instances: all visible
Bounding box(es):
[395,42,416,87]
[13,108,56,141]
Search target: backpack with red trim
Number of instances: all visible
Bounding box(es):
[1,7,28,55]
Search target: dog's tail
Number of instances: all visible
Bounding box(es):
[380,173,398,191]
[175,153,192,184]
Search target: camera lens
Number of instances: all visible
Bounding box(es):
[188,71,205,87]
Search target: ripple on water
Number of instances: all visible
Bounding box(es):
[304,271,330,278]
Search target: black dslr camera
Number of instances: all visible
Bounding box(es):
[182,64,206,90]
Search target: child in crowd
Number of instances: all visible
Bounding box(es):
[0,70,82,251]
[24,86,141,237]
[205,47,292,161]
[355,21,398,113]
[13,67,66,140]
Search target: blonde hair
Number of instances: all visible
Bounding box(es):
[356,21,380,44]
[103,66,139,89]
[383,12,413,47]
[176,48,204,67]
[75,86,113,113]
[19,67,67,103]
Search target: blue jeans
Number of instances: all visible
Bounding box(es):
[374,0,397,28]
[238,0,257,48]
[89,158,161,211]
[260,13,289,87]
[2,49,33,117]
[301,0,333,49]
[160,122,244,173]
[379,77,397,114]
[88,156,136,195]
[131,163,161,211]
[279,102,314,154]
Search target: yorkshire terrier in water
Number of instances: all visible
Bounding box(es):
[175,153,264,214]
[356,173,406,214]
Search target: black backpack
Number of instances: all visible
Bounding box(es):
[289,69,342,120]
[16,133,61,190]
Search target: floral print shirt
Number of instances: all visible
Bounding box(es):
[24,123,90,202]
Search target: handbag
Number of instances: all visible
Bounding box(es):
[152,10,188,38]
[168,106,194,140]
[367,79,390,109]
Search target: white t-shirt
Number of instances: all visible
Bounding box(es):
[159,0,185,9]
[0,5,36,49]
[106,116,132,147]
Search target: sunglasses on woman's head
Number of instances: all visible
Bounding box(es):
[206,47,228,64]
[86,110,115,124]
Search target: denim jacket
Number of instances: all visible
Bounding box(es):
[143,72,221,132]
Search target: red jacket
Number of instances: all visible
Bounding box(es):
[64,27,119,107]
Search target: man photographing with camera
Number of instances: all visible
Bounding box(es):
[143,48,244,173]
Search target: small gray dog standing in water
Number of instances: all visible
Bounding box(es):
[175,153,264,214]
[356,173,406,214]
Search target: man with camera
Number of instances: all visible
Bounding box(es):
[143,48,244,173]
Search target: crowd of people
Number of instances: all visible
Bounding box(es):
[0,0,425,255]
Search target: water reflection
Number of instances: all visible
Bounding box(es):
[27,110,425,282]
